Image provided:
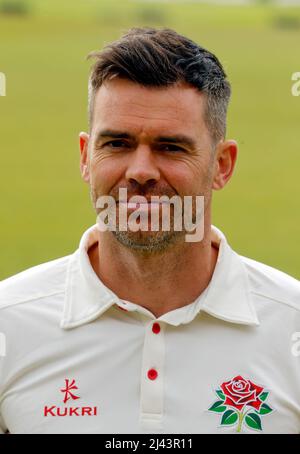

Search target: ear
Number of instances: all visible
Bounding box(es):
[79,131,90,183]
[212,139,238,190]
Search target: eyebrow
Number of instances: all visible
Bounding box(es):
[95,129,196,149]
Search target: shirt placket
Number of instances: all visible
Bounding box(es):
[139,319,165,430]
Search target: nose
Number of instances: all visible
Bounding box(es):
[125,145,160,185]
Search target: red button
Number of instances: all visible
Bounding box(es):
[152,322,161,334]
[147,368,158,380]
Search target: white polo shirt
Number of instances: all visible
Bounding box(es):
[0,224,299,434]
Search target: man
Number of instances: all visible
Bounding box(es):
[0,27,299,434]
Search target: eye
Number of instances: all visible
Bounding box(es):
[104,140,130,149]
[159,144,185,153]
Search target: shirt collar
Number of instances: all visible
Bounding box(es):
[61,224,259,330]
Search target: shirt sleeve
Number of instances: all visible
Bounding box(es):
[0,341,8,434]
[0,412,7,434]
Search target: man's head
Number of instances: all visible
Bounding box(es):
[87,27,231,147]
[79,27,237,253]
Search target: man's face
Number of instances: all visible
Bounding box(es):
[80,78,228,252]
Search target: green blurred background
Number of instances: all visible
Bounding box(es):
[0,0,299,280]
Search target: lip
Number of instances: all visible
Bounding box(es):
[118,201,167,210]
[117,199,170,204]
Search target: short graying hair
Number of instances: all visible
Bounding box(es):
[87,27,231,146]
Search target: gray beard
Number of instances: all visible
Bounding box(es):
[111,228,185,254]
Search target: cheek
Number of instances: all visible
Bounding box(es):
[160,158,212,195]
[89,155,124,194]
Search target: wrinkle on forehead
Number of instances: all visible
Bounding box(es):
[92,78,207,140]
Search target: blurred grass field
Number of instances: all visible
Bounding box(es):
[0,0,299,280]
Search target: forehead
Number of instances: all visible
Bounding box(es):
[92,78,207,138]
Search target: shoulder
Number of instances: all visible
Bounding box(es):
[0,255,72,311]
[240,254,300,312]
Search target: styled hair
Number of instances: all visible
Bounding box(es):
[87,27,231,145]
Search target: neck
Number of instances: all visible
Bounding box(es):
[88,224,219,319]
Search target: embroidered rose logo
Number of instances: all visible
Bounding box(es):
[208,375,273,432]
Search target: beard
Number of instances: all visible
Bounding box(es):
[111,201,187,254]
[90,182,209,255]
[111,227,185,254]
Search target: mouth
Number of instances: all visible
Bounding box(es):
[117,196,171,204]
[117,200,169,210]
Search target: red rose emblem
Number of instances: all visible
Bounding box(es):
[220,375,264,411]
